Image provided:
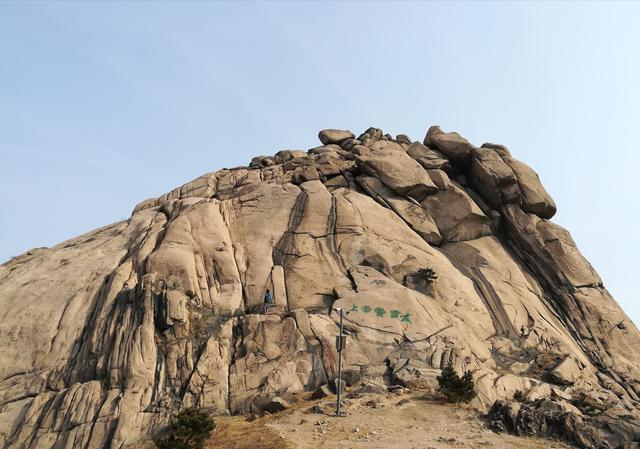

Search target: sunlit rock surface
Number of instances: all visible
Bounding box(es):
[1,126,638,449]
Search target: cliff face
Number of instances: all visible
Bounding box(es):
[0,126,638,449]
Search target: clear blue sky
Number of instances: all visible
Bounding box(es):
[1,2,638,326]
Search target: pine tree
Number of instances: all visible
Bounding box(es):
[155,408,214,449]
[437,363,477,403]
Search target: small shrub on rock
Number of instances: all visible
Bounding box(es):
[417,267,438,284]
[437,364,476,403]
[513,390,526,402]
[154,408,214,449]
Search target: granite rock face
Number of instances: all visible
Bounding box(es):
[1,126,638,449]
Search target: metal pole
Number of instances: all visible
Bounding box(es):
[336,308,344,416]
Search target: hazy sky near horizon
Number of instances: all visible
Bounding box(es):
[1,1,639,326]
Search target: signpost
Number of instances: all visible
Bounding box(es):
[335,308,346,416]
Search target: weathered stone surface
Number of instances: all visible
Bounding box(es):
[262,396,289,413]
[420,183,492,242]
[356,175,441,245]
[0,125,637,449]
[391,359,440,390]
[424,126,475,165]
[503,155,557,219]
[356,141,438,200]
[229,314,318,413]
[406,141,451,171]
[548,356,582,385]
[468,148,519,209]
[318,129,354,145]
[502,204,601,287]
[427,169,451,190]
[310,384,333,400]
[481,142,512,157]
[489,399,640,449]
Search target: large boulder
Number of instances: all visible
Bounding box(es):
[489,398,640,449]
[424,126,475,165]
[420,182,492,243]
[356,141,438,200]
[468,148,520,209]
[548,356,582,385]
[318,129,355,145]
[503,155,557,219]
[406,141,451,172]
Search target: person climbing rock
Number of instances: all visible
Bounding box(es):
[263,288,272,313]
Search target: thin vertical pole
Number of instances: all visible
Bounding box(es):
[336,309,343,416]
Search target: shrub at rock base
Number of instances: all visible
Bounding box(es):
[155,408,214,449]
[436,364,476,403]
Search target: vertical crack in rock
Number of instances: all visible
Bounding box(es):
[272,190,307,266]
[218,200,248,313]
[226,319,241,414]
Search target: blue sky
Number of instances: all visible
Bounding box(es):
[1,1,638,326]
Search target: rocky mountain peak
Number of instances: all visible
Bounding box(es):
[0,126,638,449]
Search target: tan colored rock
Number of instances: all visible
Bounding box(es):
[274,181,353,310]
[424,126,475,165]
[225,182,300,311]
[503,155,557,219]
[502,205,601,287]
[406,142,451,171]
[481,142,512,157]
[427,169,451,190]
[357,141,438,200]
[270,265,288,309]
[180,172,217,199]
[318,129,354,145]
[229,314,317,413]
[468,148,519,209]
[549,357,582,385]
[392,359,441,390]
[420,183,492,242]
[356,175,441,245]
[183,319,234,410]
[1,125,638,449]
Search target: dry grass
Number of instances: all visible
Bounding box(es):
[206,416,295,449]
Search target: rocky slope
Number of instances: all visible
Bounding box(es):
[0,126,639,449]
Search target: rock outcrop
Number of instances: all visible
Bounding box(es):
[0,126,638,449]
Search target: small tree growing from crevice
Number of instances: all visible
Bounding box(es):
[155,408,214,449]
[513,390,526,402]
[404,267,438,293]
[417,267,438,284]
[437,364,476,403]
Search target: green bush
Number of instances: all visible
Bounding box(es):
[437,364,476,403]
[417,267,438,284]
[513,390,526,402]
[155,408,214,449]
